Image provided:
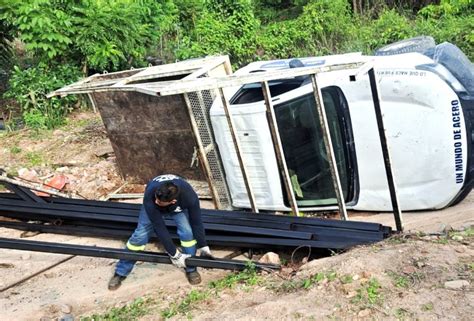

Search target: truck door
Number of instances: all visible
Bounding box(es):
[274,86,357,206]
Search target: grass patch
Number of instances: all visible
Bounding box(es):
[421,302,434,311]
[25,151,44,167]
[340,274,353,284]
[394,307,412,319]
[162,263,262,319]
[450,227,474,239]
[270,270,339,293]
[9,146,22,154]
[387,271,410,289]
[161,289,210,319]
[351,278,383,307]
[81,297,155,321]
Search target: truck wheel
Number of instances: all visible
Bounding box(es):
[374,36,435,56]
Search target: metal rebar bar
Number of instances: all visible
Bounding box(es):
[0,237,280,271]
[310,74,348,221]
[367,68,403,232]
[261,80,300,216]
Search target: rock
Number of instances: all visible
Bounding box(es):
[40,317,52,321]
[346,291,358,299]
[451,235,464,241]
[18,168,39,182]
[258,252,281,265]
[402,265,416,274]
[444,280,469,290]
[361,271,371,279]
[0,263,14,268]
[59,314,74,321]
[358,309,371,317]
[60,304,72,314]
[439,224,453,234]
[94,145,114,158]
[21,254,31,260]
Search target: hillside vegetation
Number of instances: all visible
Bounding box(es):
[0,0,472,129]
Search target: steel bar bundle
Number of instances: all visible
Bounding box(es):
[0,182,392,251]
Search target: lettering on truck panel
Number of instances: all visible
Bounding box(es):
[377,70,427,77]
[452,100,464,184]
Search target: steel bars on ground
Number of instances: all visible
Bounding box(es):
[0,237,280,271]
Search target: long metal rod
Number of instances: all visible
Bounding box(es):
[218,87,259,213]
[367,68,403,232]
[0,255,75,292]
[183,93,221,209]
[261,81,300,216]
[0,173,74,199]
[0,237,280,271]
[2,182,40,203]
[310,75,348,220]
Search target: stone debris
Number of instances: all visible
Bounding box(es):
[444,280,469,290]
[60,304,72,314]
[258,252,281,265]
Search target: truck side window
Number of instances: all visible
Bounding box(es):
[274,87,355,206]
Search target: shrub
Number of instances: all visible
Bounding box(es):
[3,63,82,129]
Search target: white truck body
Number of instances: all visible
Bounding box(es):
[210,46,473,211]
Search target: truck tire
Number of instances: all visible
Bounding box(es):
[374,36,435,56]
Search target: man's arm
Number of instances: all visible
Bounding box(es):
[187,198,208,248]
[143,191,177,256]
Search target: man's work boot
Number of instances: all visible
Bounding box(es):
[108,274,126,290]
[186,271,201,285]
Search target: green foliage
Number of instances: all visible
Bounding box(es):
[72,0,164,71]
[9,146,22,154]
[176,0,259,67]
[209,262,262,290]
[421,302,434,311]
[271,270,339,293]
[25,151,43,166]
[4,0,73,60]
[4,63,81,129]
[2,0,170,72]
[296,0,353,54]
[416,0,473,60]
[0,19,14,67]
[82,297,154,321]
[2,0,473,132]
[161,289,210,319]
[162,264,262,319]
[352,278,383,306]
[387,270,410,288]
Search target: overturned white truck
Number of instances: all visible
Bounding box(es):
[211,41,474,212]
[50,39,473,213]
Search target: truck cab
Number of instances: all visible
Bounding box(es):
[210,42,474,211]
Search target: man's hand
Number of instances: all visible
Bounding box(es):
[169,250,191,268]
[197,246,215,259]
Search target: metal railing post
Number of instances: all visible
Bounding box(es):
[217,88,259,213]
[310,75,349,220]
[261,81,300,216]
[367,68,403,232]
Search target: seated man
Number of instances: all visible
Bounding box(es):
[108,174,213,290]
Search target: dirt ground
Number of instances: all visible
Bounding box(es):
[0,111,472,320]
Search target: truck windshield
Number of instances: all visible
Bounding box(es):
[274,86,356,206]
